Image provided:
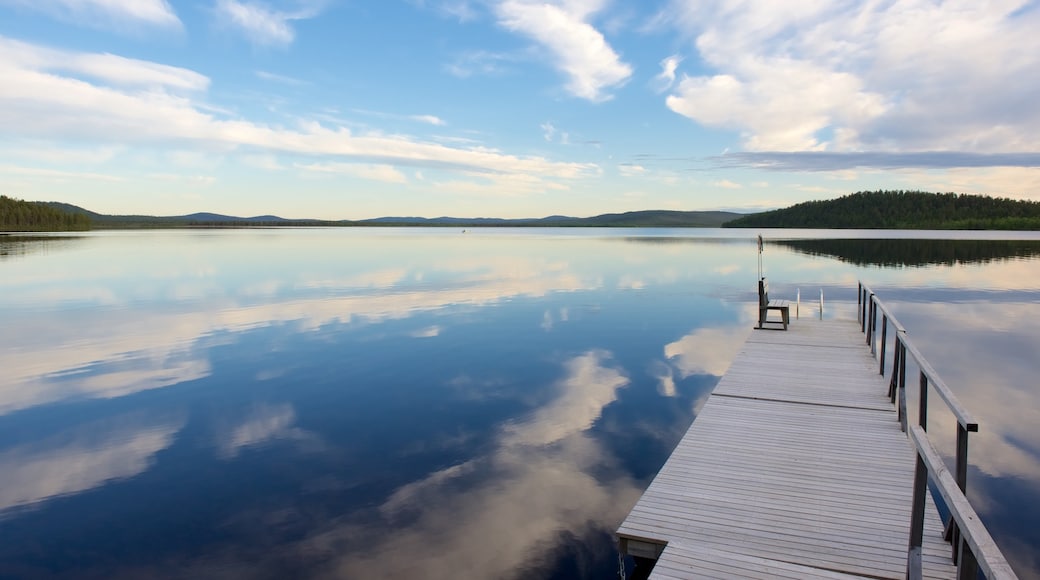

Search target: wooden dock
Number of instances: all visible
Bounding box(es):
[617,318,957,579]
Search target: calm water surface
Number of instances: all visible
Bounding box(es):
[1,228,1038,579]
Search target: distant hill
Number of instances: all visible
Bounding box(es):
[723,190,1040,230]
[358,210,740,227]
[20,203,742,229]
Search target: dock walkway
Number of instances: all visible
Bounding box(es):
[617,318,956,579]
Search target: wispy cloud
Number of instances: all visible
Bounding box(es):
[428,0,479,22]
[714,151,1040,172]
[663,0,1040,155]
[712,178,741,189]
[444,49,517,78]
[0,0,182,30]
[352,108,447,127]
[2,37,207,91]
[0,37,597,186]
[494,0,632,102]
[540,121,556,142]
[215,0,322,46]
[411,114,446,126]
[256,70,307,85]
[296,162,409,184]
[652,54,681,92]
[618,163,645,177]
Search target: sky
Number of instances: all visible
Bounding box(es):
[2,0,1040,220]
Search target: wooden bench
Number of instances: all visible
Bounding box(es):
[758,277,790,330]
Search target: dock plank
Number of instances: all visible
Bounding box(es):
[617,318,957,579]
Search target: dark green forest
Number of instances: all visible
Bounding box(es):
[723,190,1040,230]
[1,196,92,231]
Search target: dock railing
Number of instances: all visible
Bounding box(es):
[858,282,1017,580]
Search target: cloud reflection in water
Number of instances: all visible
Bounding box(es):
[0,414,183,513]
[315,349,642,580]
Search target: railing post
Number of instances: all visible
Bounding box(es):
[907,451,928,580]
[858,282,863,326]
[880,314,888,375]
[898,341,907,405]
[956,425,970,493]
[948,423,972,565]
[899,371,909,432]
[919,372,928,431]
[867,296,875,349]
[861,288,868,332]
[957,541,979,580]
[888,335,901,400]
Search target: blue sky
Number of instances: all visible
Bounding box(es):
[2,0,1039,219]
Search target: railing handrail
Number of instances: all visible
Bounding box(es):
[858,282,977,430]
[858,281,1014,579]
[859,281,906,332]
[908,426,1017,579]
[900,333,978,430]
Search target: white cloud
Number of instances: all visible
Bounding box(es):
[541,121,556,142]
[256,70,307,85]
[444,49,515,78]
[664,0,1040,154]
[411,114,446,126]
[0,0,182,29]
[0,37,597,185]
[495,0,632,102]
[712,178,741,189]
[296,162,409,184]
[1,37,207,92]
[618,163,645,177]
[652,53,682,92]
[0,164,124,182]
[215,0,321,46]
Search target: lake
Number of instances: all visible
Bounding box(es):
[1,228,1038,579]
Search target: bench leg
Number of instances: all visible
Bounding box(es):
[782,307,789,330]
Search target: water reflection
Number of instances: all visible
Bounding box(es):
[0,229,1037,579]
[325,350,642,580]
[774,238,1040,267]
[0,413,183,514]
[0,234,84,261]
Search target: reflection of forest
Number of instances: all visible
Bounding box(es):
[774,239,1040,267]
[0,235,84,260]
[619,236,748,246]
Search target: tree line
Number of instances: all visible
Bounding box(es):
[723,191,1040,230]
[1,196,92,231]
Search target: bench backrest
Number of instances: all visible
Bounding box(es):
[759,278,769,307]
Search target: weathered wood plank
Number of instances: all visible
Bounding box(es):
[617,318,958,580]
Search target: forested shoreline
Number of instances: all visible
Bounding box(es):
[5,190,1040,231]
[1,196,91,231]
[722,190,1040,229]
